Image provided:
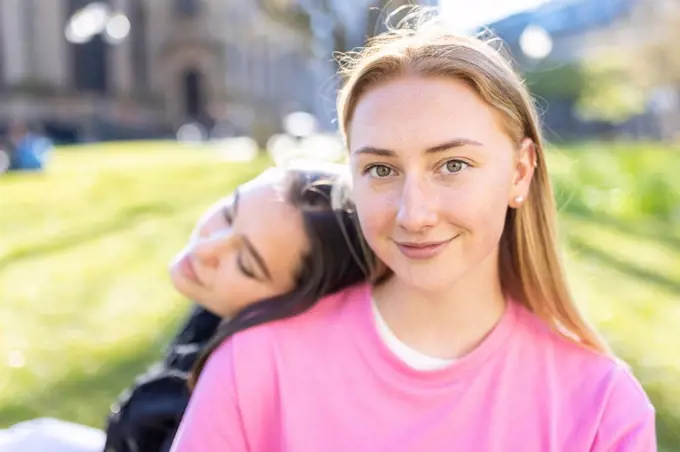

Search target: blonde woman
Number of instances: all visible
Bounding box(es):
[172,11,655,452]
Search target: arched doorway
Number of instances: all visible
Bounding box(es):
[182,68,204,121]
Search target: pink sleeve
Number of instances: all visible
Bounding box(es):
[170,340,249,452]
[591,366,656,452]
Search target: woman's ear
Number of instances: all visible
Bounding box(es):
[509,138,537,208]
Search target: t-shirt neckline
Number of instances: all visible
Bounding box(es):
[349,283,520,389]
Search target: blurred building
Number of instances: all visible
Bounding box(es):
[487,0,680,140]
[0,0,318,144]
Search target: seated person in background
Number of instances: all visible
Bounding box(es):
[103,162,376,452]
[5,120,53,172]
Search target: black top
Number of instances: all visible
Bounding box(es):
[103,305,221,452]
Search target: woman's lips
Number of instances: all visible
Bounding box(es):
[179,255,201,284]
[394,237,455,260]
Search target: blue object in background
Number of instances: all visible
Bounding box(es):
[10,133,53,171]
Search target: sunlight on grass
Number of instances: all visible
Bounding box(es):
[0,142,269,425]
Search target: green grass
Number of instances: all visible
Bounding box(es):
[0,141,678,450]
[0,141,269,426]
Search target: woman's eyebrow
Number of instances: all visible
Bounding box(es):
[352,138,483,156]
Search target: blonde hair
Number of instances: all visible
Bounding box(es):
[336,8,609,354]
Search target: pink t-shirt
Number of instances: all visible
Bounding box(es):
[171,283,656,452]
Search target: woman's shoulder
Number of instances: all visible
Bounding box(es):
[200,283,370,403]
[513,302,653,415]
[213,283,369,363]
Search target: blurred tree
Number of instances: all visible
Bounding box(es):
[255,0,312,34]
[565,0,680,124]
[524,63,586,100]
[522,0,680,125]
[524,57,645,124]
[624,0,680,89]
[575,56,647,124]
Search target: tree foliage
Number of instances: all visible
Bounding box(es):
[524,63,586,99]
[254,0,312,33]
[575,55,647,123]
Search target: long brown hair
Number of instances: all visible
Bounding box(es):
[189,166,382,388]
[336,8,609,354]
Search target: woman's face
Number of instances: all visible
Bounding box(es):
[348,76,535,292]
[169,171,310,317]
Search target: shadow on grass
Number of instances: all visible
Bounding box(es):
[644,385,680,450]
[563,204,680,253]
[564,216,680,448]
[614,350,680,450]
[568,237,680,294]
[0,332,172,429]
[0,203,178,273]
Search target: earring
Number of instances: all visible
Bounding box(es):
[514,195,525,206]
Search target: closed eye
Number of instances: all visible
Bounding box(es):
[236,253,257,279]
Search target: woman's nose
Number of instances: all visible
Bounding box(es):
[190,229,234,267]
[395,177,438,233]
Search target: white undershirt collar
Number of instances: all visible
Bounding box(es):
[371,298,455,371]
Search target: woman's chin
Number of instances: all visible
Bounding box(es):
[168,265,226,316]
[169,266,197,298]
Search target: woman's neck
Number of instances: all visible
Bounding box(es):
[372,264,507,360]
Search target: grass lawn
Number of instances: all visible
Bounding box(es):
[1,140,678,450]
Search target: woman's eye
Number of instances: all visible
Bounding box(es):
[237,254,256,279]
[367,165,394,178]
[441,159,468,174]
